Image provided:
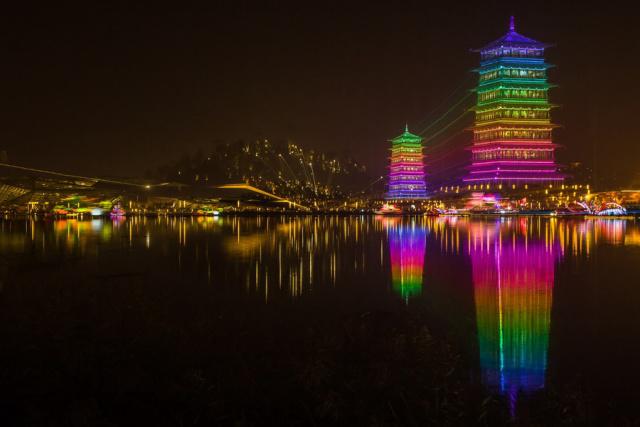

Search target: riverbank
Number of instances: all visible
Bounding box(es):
[2,209,640,219]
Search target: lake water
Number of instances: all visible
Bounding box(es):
[1,215,639,423]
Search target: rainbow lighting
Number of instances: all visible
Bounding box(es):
[386,219,427,301]
[386,125,427,200]
[463,16,564,185]
[469,221,558,415]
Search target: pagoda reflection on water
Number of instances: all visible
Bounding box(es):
[468,220,560,414]
[384,218,427,301]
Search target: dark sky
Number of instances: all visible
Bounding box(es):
[3,1,639,185]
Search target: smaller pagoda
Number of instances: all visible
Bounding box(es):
[386,125,427,200]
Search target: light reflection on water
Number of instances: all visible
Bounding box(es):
[1,215,639,414]
[384,218,427,301]
[466,220,559,415]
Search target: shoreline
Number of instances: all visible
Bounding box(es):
[0,212,638,220]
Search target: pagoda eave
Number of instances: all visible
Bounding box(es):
[472,121,559,129]
[476,82,556,91]
[472,104,559,113]
[477,99,556,108]
[471,41,554,53]
[466,141,560,150]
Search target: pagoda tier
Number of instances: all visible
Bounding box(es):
[386,125,427,200]
[463,17,564,185]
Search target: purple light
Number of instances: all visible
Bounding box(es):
[469,169,559,174]
[470,161,556,166]
[463,176,564,182]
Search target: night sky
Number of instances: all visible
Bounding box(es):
[3,1,639,186]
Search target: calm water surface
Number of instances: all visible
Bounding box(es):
[1,215,640,419]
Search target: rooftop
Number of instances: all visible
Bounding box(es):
[390,124,423,143]
[474,16,552,52]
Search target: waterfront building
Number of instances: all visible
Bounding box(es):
[386,125,427,200]
[464,17,564,186]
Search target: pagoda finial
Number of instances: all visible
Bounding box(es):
[509,16,515,32]
[404,123,409,133]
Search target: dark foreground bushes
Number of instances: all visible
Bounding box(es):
[0,273,628,426]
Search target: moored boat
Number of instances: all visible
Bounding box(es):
[374,203,403,215]
[110,206,127,217]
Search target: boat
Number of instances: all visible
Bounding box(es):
[374,203,403,215]
[595,203,627,216]
[110,206,127,217]
[437,208,469,216]
[577,201,629,217]
[468,205,499,215]
[551,206,588,217]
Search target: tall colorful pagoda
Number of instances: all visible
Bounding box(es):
[386,125,427,200]
[464,17,564,186]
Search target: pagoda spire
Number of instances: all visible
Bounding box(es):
[509,16,515,32]
[404,123,409,133]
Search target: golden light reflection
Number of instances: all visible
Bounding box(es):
[1,216,637,302]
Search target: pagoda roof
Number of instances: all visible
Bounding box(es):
[390,124,423,142]
[473,17,552,52]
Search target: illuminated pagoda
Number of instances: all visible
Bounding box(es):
[464,17,564,186]
[386,125,427,200]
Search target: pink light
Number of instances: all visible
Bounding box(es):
[472,148,554,153]
[470,169,558,174]
[474,127,554,132]
[471,140,554,146]
[389,171,424,175]
[463,176,563,182]
[470,161,555,166]
[389,167,425,171]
